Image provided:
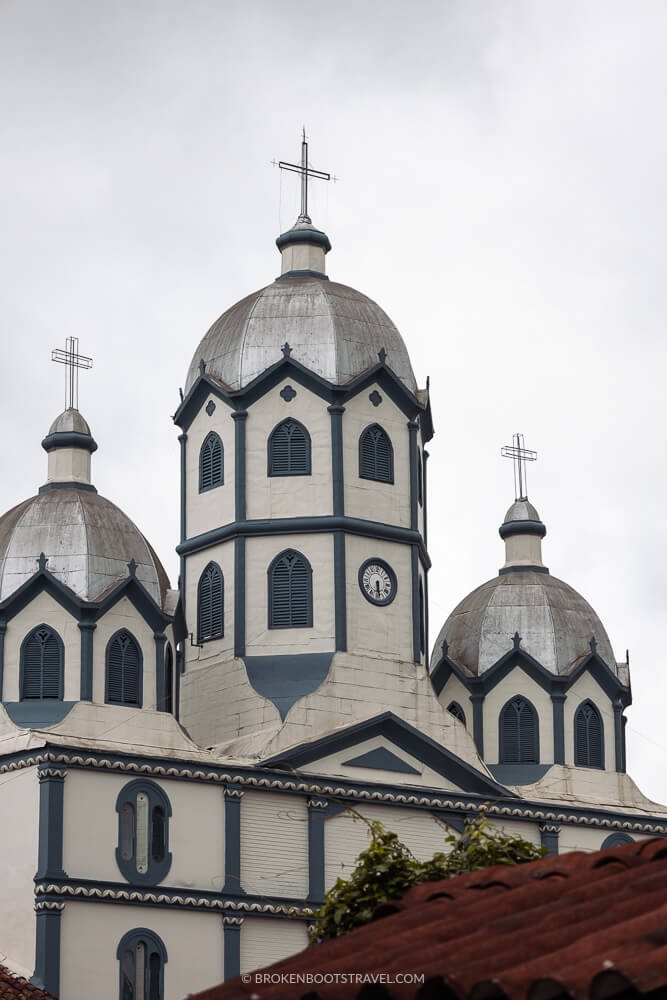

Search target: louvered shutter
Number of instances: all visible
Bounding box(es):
[270,556,292,627]
[287,422,308,473]
[270,423,290,475]
[289,555,309,626]
[501,698,539,763]
[41,632,61,697]
[151,805,166,862]
[269,420,310,476]
[198,563,223,641]
[22,631,43,698]
[107,636,124,702]
[575,702,603,768]
[22,627,62,700]
[500,700,520,762]
[122,636,140,704]
[199,433,223,491]
[518,700,538,762]
[447,702,466,725]
[359,425,393,482]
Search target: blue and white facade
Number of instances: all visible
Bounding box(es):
[0,213,665,1000]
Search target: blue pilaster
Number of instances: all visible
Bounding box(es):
[223,787,245,895]
[223,916,243,981]
[539,822,560,856]
[32,904,63,998]
[154,632,167,711]
[36,765,67,880]
[78,619,96,701]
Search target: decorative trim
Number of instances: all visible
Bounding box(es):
[31,908,61,997]
[206,400,216,416]
[369,391,382,407]
[499,565,549,576]
[78,619,95,701]
[499,520,546,539]
[223,784,245,895]
[41,431,97,454]
[38,481,98,494]
[177,515,431,571]
[277,268,328,281]
[280,385,297,402]
[407,420,419,532]
[7,747,667,835]
[275,228,331,252]
[343,748,420,775]
[36,765,67,880]
[179,433,187,627]
[234,537,245,657]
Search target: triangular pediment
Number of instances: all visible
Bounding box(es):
[262,712,514,798]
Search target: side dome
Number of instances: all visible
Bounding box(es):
[184,277,417,396]
[431,498,624,681]
[0,489,169,605]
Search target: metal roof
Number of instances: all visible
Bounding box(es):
[184,276,417,394]
[191,837,667,1000]
[431,571,620,678]
[46,408,92,436]
[0,489,169,606]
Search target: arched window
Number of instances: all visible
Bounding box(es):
[359,424,394,483]
[117,927,167,1000]
[268,418,311,476]
[116,779,172,885]
[199,431,224,492]
[574,700,604,769]
[20,625,64,700]
[164,644,173,716]
[268,549,313,629]
[499,696,539,763]
[197,562,224,642]
[601,832,633,849]
[106,630,143,707]
[447,701,466,725]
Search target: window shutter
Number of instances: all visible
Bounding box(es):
[148,951,161,1000]
[500,697,538,763]
[151,806,166,862]
[447,701,466,725]
[269,550,312,628]
[199,432,223,491]
[269,420,311,476]
[359,425,393,483]
[122,636,140,704]
[575,702,603,769]
[107,637,123,702]
[107,631,140,705]
[22,626,62,700]
[197,563,223,642]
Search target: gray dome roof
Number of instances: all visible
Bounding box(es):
[0,489,169,606]
[432,571,621,679]
[47,408,92,436]
[185,276,417,395]
[503,499,541,523]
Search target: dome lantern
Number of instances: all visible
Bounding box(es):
[41,407,98,492]
[499,499,547,574]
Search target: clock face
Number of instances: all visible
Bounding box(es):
[359,559,397,606]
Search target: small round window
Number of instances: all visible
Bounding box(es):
[115,779,172,884]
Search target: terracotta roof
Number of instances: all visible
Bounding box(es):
[0,966,54,999]
[190,838,667,1000]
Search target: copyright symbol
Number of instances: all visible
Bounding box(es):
[241,974,251,984]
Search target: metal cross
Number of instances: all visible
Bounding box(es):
[275,128,332,224]
[501,433,537,502]
[51,336,93,410]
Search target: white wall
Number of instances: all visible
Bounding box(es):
[185,395,235,538]
[240,916,309,976]
[437,674,473,735]
[0,766,38,977]
[245,533,335,655]
[240,792,308,898]
[563,673,616,770]
[62,771,225,890]
[246,380,332,521]
[60,901,223,1000]
[345,536,414,663]
[342,386,411,527]
[483,669,554,765]
[3,591,80,701]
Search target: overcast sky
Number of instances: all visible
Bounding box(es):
[2,0,667,803]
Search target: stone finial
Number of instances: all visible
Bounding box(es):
[199,359,206,376]
[127,557,137,577]
[37,552,49,572]
[282,342,292,359]
[378,347,387,365]
[590,636,598,654]
[513,631,522,651]
[441,638,449,658]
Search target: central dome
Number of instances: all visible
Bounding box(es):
[184,276,417,395]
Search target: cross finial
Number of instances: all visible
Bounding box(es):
[37,552,48,572]
[275,129,332,225]
[513,631,522,651]
[51,337,93,411]
[378,347,387,365]
[501,433,537,502]
[589,635,597,654]
[281,342,292,359]
[127,558,137,578]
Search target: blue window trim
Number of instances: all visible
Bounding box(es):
[115,778,172,885]
[499,695,540,764]
[197,561,224,643]
[601,832,633,849]
[105,629,143,708]
[447,701,466,726]
[117,927,168,1000]
[19,624,64,701]
[574,699,605,770]
[358,423,394,484]
[199,431,224,493]
[267,418,312,477]
[267,548,313,629]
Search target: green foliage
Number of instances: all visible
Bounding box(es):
[309,811,547,943]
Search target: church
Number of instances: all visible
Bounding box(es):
[0,137,664,1000]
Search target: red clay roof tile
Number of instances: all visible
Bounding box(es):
[0,965,54,1000]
